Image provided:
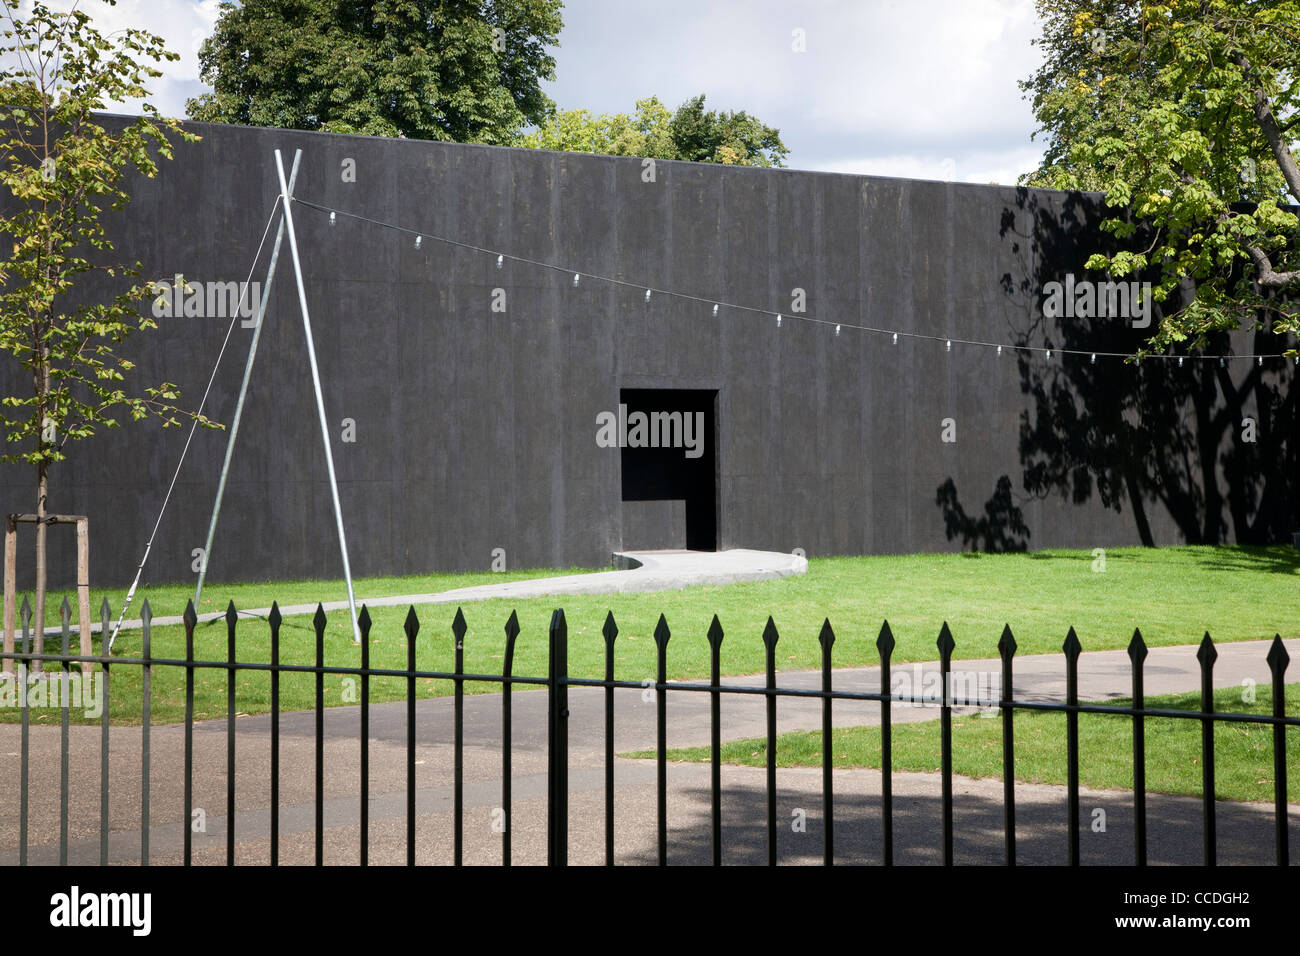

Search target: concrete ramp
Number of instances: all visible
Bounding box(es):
[100,549,810,633]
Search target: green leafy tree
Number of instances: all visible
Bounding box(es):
[1020,0,1300,352]
[187,0,563,143]
[0,0,206,660]
[518,94,789,167]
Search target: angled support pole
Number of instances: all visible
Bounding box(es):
[193,151,299,610]
[275,148,361,643]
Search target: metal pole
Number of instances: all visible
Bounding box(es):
[274,148,361,643]
[194,153,299,608]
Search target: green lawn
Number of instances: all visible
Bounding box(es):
[2,545,1297,725]
[634,684,1300,804]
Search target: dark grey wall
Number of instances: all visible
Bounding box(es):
[1,117,1293,589]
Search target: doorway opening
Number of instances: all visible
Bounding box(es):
[619,388,718,551]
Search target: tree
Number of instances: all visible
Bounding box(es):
[1020,0,1300,353]
[187,0,562,144]
[517,94,789,167]
[0,0,206,663]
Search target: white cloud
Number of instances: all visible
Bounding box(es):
[7,0,1050,179]
[4,0,217,116]
[820,145,1047,186]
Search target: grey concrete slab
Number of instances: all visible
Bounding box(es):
[54,547,808,637]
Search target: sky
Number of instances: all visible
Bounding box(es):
[13,0,1049,185]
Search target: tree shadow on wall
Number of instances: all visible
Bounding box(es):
[935,475,1030,552]
[939,187,1299,550]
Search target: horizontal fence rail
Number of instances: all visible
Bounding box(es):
[0,596,1296,866]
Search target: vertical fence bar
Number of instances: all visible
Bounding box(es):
[452,608,467,867]
[314,605,326,866]
[762,617,779,867]
[183,600,196,866]
[707,615,724,867]
[1197,633,1218,867]
[602,611,618,867]
[818,619,835,866]
[1267,635,1289,867]
[99,598,111,866]
[269,603,281,867]
[547,608,569,867]
[359,606,371,867]
[18,596,30,867]
[998,625,1017,866]
[937,622,954,867]
[654,614,671,867]
[1063,627,1082,867]
[1128,629,1147,866]
[503,611,520,867]
[877,621,895,866]
[226,601,238,865]
[404,606,419,866]
[59,598,70,865]
[140,600,152,866]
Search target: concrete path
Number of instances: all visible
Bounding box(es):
[64,549,808,636]
[3,636,1295,865]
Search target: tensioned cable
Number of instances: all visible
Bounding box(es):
[105,196,284,653]
[293,195,1295,365]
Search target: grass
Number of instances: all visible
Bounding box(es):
[2,544,1297,726]
[631,684,1300,804]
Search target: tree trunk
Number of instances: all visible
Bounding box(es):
[33,461,47,676]
[33,347,50,676]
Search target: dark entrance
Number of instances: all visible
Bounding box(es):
[619,389,717,551]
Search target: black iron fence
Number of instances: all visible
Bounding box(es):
[0,595,1295,866]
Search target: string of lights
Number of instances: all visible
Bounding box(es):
[294,196,1295,367]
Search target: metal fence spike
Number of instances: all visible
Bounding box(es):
[451,607,468,642]
[1127,628,1147,663]
[761,616,779,651]
[876,620,895,657]
[1266,634,1290,674]
[707,614,724,650]
[818,618,835,650]
[654,613,671,649]
[997,623,1017,659]
[1062,626,1082,660]
[1197,632,1218,666]
[936,621,955,659]
[602,610,617,646]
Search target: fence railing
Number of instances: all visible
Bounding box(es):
[0,595,1295,866]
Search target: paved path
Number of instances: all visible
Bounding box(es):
[66,549,808,637]
[3,636,1295,865]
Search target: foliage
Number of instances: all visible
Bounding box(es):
[1020,0,1300,352]
[518,93,789,167]
[187,0,563,144]
[0,0,205,474]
